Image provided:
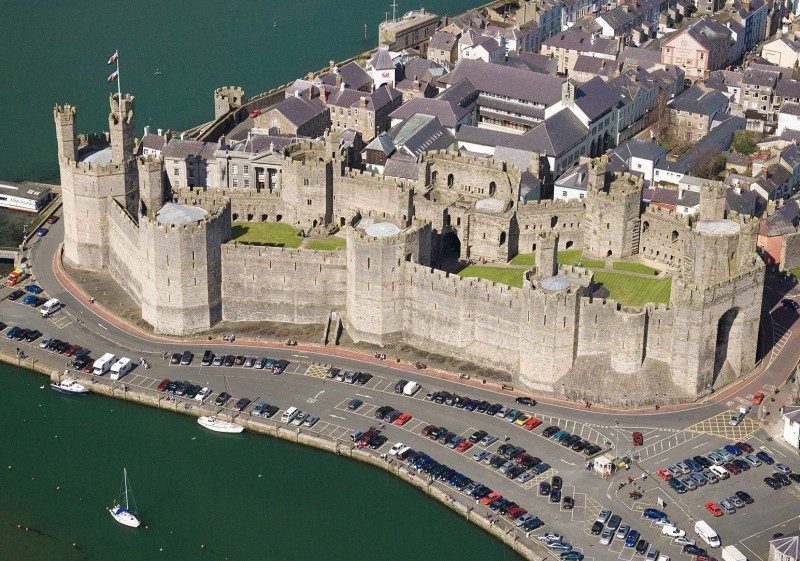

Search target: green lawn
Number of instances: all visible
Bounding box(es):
[612,262,660,275]
[511,250,605,269]
[231,222,302,248]
[510,253,535,266]
[458,266,524,288]
[790,268,800,280]
[593,272,672,306]
[307,238,346,251]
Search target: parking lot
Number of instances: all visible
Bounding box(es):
[3,288,800,561]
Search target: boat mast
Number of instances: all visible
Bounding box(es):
[123,468,129,510]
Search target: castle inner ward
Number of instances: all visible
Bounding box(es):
[54,94,765,406]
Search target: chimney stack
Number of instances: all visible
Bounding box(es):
[359,96,367,108]
[320,85,327,102]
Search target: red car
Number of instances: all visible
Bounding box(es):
[157,378,171,392]
[83,363,94,373]
[632,431,644,446]
[481,492,501,505]
[248,109,261,118]
[421,424,436,436]
[46,215,59,224]
[705,502,724,517]
[395,413,412,426]
[456,440,473,453]
[63,344,81,357]
[696,555,719,561]
[656,468,673,481]
[723,462,741,475]
[523,417,543,430]
[736,441,754,454]
[752,392,765,404]
[506,506,527,520]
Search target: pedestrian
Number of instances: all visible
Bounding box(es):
[585,401,590,408]
[655,404,660,411]
[15,347,20,356]
[504,435,510,442]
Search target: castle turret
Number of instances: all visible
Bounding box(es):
[214,86,246,120]
[345,221,432,346]
[138,156,165,218]
[110,94,136,165]
[534,231,558,278]
[139,195,231,335]
[584,168,643,259]
[610,307,646,373]
[699,181,727,221]
[54,104,78,161]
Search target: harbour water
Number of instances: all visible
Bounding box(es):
[0,2,526,557]
[0,364,522,560]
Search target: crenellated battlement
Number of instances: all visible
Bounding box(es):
[61,158,134,176]
[673,264,764,301]
[643,205,693,226]
[421,150,512,172]
[406,262,523,301]
[222,241,346,262]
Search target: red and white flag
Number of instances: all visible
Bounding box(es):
[107,50,118,65]
[107,70,119,82]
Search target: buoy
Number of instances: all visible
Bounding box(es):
[8,465,11,470]
[56,486,61,491]
[200,544,205,549]
[144,525,149,529]
[72,543,78,548]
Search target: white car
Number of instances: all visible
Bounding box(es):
[389,442,405,456]
[776,463,792,474]
[473,450,490,462]
[662,526,685,538]
[674,536,695,546]
[654,518,674,528]
[195,387,211,401]
[537,532,562,542]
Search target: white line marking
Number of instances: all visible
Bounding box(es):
[330,414,345,420]
[98,323,108,330]
[561,459,576,466]
[292,354,309,358]
[313,390,325,399]
[355,393,372,399]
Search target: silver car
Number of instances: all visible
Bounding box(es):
[718,499,736,515]
[515,513,536,527]
[480,434,499,446]
[616,523,630,540]
[499,461,516,474]
[727,495,745,509]
[291,412,308,426]
[473,450,490,462]
[547,542,572,552]
[744,454,762,467]
[425,390,436,401]
[600,527,614,545]
[680,477,697,491]
[303,415,319,427]
[344,371,358,384]
[688,473,706,487]
[517,471,535,483]
[596,508,612,524]
[702,471,719,484]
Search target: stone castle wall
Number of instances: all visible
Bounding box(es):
[107,200,143,303]
[639,206,692,268]
[221,243,347,324]
[516,200,586,253]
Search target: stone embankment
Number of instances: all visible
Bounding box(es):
[35,364,543,561]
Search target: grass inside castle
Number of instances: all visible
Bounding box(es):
[307,238,346,251]
[510,250,605,269]
[459,266,671,305]
[231,222,302,248]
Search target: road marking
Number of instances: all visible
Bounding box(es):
[98,323,108,330]
[292,354,309,358]
[355,393,372,399]
[330,414,345,420]
[692,441,709,449]
[561,459,576,466]
[313,390,325,399]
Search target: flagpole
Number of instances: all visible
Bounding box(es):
[116,50,122,118]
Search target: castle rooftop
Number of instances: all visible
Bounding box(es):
[540,276,571,292]
[80,146,112,164]
[364,221,403,237]
[475,198,507,214]
[156,202,208,225]
[695,219,740,236]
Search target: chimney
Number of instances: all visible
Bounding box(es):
[157,128,163,136]
[340,82,346,91]
[413,79,421,91]
[335,73,343,87]
[306,72,314,80]
[144,125,151,136]
[307,85,313,99]
[359,96,367,108]
[632,73,638,82]
[180,132,186,140]
[329,60,335,71]
[320,85,327,102]
[295,90,302,98]
[386,80,394,89]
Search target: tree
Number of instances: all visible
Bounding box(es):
[731,130,758,155]
[690,147,726,179]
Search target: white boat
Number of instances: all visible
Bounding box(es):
[50,377,89,395]
[197,415,244,433]
[197,376,244,434]
[110,468,140,528]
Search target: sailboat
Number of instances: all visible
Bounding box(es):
[110,468,141,528]
[197,376,244,434]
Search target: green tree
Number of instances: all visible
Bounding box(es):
[731,130,758,155]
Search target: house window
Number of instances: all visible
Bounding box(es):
[232,178,239,188]
[244,179,250,189]
[232,164,238,174]
[173,168,179,176]
[562,190,568,197]
[243,165,249,175]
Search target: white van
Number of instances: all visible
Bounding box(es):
[40,298,62,317]
[109,357,133,381]
[281,406,299,423]
[92,353,117,375]
[402,381,420,396]
[695,520,721,548]
[709,465,730,480]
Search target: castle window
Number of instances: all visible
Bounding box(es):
[456,217,461,226]
[489,181,496,196]
[173,168,179,176]
[431,171,438,183]
[500,232,507,246]
[447,174,454,188]
[642,221,649,232]
[304,178,309,186]
[307,199,312,206]
[671,230,679,242]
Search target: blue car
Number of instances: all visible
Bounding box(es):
[252,401,267,416]
[625,530,640,548]
[22,294,38,305]
[643,508,667,520]
[36,227,48,237]
[448,473,463,486]
[25,284,43,294]
[5,326,21,339]
[724,444,742,457]
[756,451,775,465]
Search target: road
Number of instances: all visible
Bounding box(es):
[3,210,799,560]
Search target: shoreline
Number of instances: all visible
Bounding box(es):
[24,362,543,561]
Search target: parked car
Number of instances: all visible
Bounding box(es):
[756,451,775,465]
[180,351,194,365]
[215,392,231,406]
[515,396,536,406]
[201,350,214,365]
[632,431,643,446]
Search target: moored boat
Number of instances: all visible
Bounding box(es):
[50,377,89,395]
[197,415,244,434]
[110,468,141,528]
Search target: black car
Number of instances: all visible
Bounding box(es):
[515,396,536,406]
[272,359,289,374]
[590,521,604,535]
[563,435,581,448]
[262,405,279,418]
[498,501,517,515]
[682,545,706,556]
[438,431,456,445]
[185,384,200,399]
[733,459,750,471]
[429,426,445,440]
[694,455,713,468]
[375,405,394,419]
[477,401,491,413]
[25,330,42,342]
[0,322,6,332]
[433,391,449,404]
[223,354,235,367]
[215,391,231,406]
[781,298,800,310]
[636,540,650,555]
[201,350,214,366]
[773,472,792,486]
[789,474,800,484]
[166,381,179,393]
[490,455,507,469]
[56,341,71,353]
[7,290,24,301]
[356,372,372,385]
[32,297,47,307]
[444,393,458,406]
[571,440,588,453]
[13,329,30,341]
[549,489,561,503]
[764,476,783,490]
[326,367,339,379]
[483,403,501,416]
[234,355,245,366]
[542,426,560,438]
[385,410,402,423]
[368,434,387,449]
[394,379,409,393]
[180,350,194,365]
[584,444,602,456]
[522,456,541,469]
[735,490,754,504]
[551,476,563,490]
[539,482,551,496]
[454,396,469,408]
[72,357,91,370]
[173,382,188,396]
[170,352,181,364]
[563,496,575,510]
[47,339,63,351]
[507,466,525,479]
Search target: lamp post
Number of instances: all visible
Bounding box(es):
[614,419,620,456]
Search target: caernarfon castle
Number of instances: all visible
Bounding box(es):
[54,94,764,405]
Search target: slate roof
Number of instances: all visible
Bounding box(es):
[243,134,296,154]
[783,404,800,425]
[162,138,217,160]
[369,48,395,71]
[777,79,800,99]
[782,144,800,169]
[618,46,663,69]
[518,110,589,157]
[572,55,616,76]
[726,184,758,214]
[705,70,744,92]
[388,114,456,157]
[455,125,522,148]
[722,150,749,166]
[754,163,792,195]
[268,96,327,127]
[666,16,731,51]
[321,61,372,91]
[542,27,618,56]
[782,101,800,116]
[514,52,558,74]
[669,85,729,116]
[742,65,781,88]
[439,59,565,106]
[383,153,420,181]
[554,161,590,190]
[429,30,457,52]
[574,76,623,121]
[613,138,667,163]
[390,97,469,129]
[141,134,168,152]
[364,132,396,156]
[401,57,442,83]
[759,194,800,236]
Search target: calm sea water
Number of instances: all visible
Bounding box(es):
[0,365,522,561]
[0,2,524,558]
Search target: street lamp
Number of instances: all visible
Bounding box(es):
[614,419,620,456]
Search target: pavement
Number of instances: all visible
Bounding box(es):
[3,209,800,560]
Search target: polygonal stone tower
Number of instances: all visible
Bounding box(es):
[54,93,139,271]
[137,156,165,218]
[214,86,246,120]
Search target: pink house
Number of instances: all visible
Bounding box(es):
[661,17,732,80]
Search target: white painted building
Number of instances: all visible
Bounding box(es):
[783,404,800,450]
